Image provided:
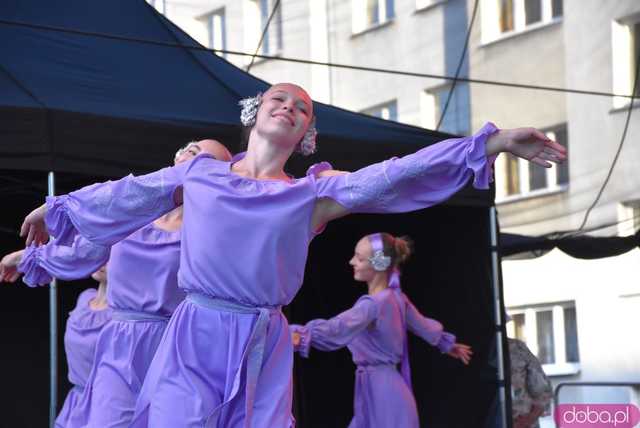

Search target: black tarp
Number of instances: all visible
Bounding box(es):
[0,1,503,427]
[1,0,486,207]
[501,230,640,259]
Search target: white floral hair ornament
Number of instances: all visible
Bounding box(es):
[369,250,392,271]
[368,233,392,271]
[297,117,317,156]
[239,93,262,126]
[239,92,318,156]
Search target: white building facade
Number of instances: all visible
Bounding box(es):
[153,0,640,422]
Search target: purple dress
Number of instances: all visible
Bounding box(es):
[55,288,112,428]
[19,222,183,427]
[42,123,498,428]
[291,288,455,428]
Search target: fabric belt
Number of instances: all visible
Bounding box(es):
[111,309,171,322]
[187,292,281,428]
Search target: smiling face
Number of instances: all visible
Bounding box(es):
[349,237,378,283]
[253,83,313,151]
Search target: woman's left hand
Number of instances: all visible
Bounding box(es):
[486,127,567,167]
[20,204,49,246]
[447,342,473,365]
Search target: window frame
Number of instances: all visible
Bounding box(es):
[507,301,581,377]
[495,123,569,203]
[361,100,399,121]
[205,8,227,58]
[352,0,396,35]
[481,0,562,45]
[612,14,640,109]
[244,0,283,65]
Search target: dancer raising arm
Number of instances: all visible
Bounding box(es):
[19,83,565,428]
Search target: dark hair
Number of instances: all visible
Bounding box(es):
[378,233,414,268]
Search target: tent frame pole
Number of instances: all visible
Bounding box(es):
[490,206,509,428]
[48,171,58,428]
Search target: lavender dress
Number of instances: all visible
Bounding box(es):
[19,222,183,427]
[42,123,498,428]
[291,287,455,428]
[55,288,112,428]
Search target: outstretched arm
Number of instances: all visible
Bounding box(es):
[312,124,567,230]
[404,297,473,364]
[1,234,110,287]
[290,296,378,357]
[20,158,195,247]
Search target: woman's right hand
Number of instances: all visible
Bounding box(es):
[20,204,49,246]
[0,250,25,283]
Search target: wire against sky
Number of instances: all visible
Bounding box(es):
[0,18,638,101]
[437,0,479,131]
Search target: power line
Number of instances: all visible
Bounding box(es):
[436,0,479,131]
[247,0,281,73]
[1,18,638,100]
[572,54,640,234]
[568,213,640,238]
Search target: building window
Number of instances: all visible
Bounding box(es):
[244,0,283,63]
[496,124,568,201]
[507,302,580,375]
[421,84,470,135]
[206,9,226,58]
[362,100,398,121]
[352,0,395,34]
[617,200,640,236]
[481,0,562,43]
[148,0,166,14]
[612,17,640,108]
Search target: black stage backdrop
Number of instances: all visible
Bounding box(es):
[291,205,497,428]
[0,179,499,428]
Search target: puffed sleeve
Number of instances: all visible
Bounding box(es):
[315,123,498,213]
[405,295,456,353]
[18,235,110,287]
[43,155,207,246]
[291,295,379,357]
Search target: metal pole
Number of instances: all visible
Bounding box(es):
[48,171,57,428]
[490,206,509,428]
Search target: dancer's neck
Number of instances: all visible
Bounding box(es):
[90,282,109,310]
[235,134,292,181]
[367,273,389,296]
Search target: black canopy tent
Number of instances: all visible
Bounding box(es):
[0,1,509,427]
[501,230,640,259]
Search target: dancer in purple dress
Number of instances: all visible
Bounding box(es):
[290,233,472,427]
[19,83,566,427]
[9,139,231,427]
[56,266,112,428]
[0,258,111,428]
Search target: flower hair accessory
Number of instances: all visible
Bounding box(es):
[239,93,262,126]
[368,233,391,272]
[297,117,317,156]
